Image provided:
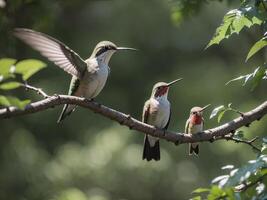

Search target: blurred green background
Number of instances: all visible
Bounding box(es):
[0,0,266,199]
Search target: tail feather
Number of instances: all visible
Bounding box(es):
[142,135,160,161]
[189,143,199,156]
[57,104,75,123]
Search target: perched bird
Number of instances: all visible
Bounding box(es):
[185,104,210,156]
[142,78,182,161]
[14,28,137,122]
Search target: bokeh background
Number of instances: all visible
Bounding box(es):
[0,0,266,199]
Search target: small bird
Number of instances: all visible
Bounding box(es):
[185,104,210,156]
[142,78,182,161]
[13,28,137,122]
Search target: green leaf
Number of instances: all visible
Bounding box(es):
[0,95,30,109]
[192,188,210,194]
[191,196,202,200]
[250,67,266,90]
[15,59,46,80]
[206,3,267,48]
[0,58,17,80]
[207,185,226,200]
[210,105,225,119]
[218,110,227,123]
[0,81,21,90]
[224,155,267,187]
[226,66,266,89]
[246,37,267,61]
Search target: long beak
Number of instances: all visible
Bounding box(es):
[167,78,183,86]
[200,104,211,111]
[116,47,138,51]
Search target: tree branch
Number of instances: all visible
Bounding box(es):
[0,89,266,145]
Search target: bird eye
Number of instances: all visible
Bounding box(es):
[192,112,197,114]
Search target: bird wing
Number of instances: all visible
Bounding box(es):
[164,106,171,129]
[68,76,80,95]
[14,28,87,79]
[142,100,150,123]
[185,119,190,134]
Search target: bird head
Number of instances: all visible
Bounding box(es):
[151,78,182,99]
[190,104,210,117]
[92,41,137,64]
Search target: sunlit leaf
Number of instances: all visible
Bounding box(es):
[0,95,30,109]
[246,36,267,61]
[206,3,267,48]
[190,196,202,200]
[226,76,246,85]
[212,175,229,184]
[15,59,46,80]
[0,81,21,90]
[222,165,235,170]
[226,66,266,89]
[207,185,225,200]
[0,58,17,80]
[210,105,225,119]
[224,155,267,187]
[192,188,210,194]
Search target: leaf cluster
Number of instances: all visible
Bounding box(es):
[0,58,46,109]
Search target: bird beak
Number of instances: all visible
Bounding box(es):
[116,47,138,51]
[200,104,211,111]
[167,78,183,86]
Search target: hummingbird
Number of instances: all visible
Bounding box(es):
[185,104,210,156]
[13,28,137,123]
[142,78,182,161]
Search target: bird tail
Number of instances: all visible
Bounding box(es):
[142,135,160,161]
[189,143,199,156]
[57,104,76,123]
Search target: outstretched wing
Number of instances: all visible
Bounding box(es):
[142,100,150,123]
[14,28,87,79]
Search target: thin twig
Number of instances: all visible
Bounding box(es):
[23,83,50,98]
[217,135,261,152]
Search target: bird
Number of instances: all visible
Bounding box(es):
[13,28,137,123]
[142,78,182,161]
[185,104,210,156]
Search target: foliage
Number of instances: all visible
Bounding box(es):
[0,58,46,109]
[192,153,267,200]
[193,0,267,199]
[226,66,267,90]
[246,34,267,61]
[210,103,242,123]
[206,0,267,90]
[207,0,267,48]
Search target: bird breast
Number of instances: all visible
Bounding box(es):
[148,98,170,128]
[78,60,109,99]
[189,123,203,134]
